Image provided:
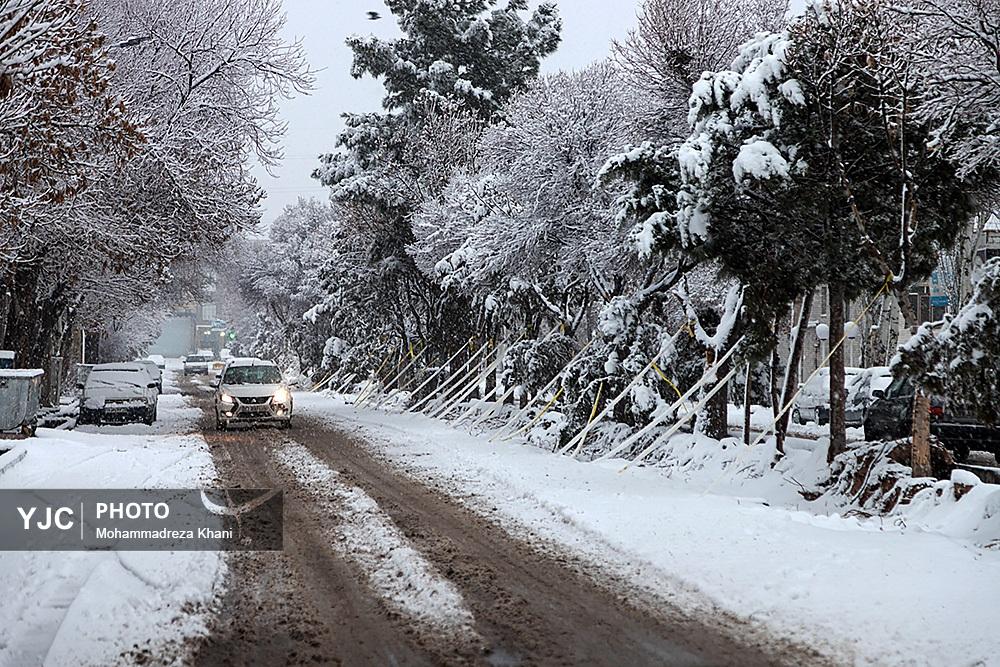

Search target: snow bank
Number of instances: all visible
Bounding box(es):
[295,392,1000,666]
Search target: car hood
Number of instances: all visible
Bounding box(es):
[220,383,283,398]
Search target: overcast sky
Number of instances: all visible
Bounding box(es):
[251,0,642,224]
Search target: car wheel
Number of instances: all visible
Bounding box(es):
[282,418,293,430]
[143,409,154,426]
[217,419,227,431]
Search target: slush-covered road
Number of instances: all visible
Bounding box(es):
[184,377,810,666]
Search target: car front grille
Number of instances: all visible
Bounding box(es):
[237,396,271,405]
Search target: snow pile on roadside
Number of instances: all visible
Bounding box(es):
[0,388,224,667]
[274,442,476,638]
[902,472,1000,548]
[295,392,1000,666]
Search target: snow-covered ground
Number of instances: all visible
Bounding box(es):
[296,392,1000,666]
[0,370,224,667]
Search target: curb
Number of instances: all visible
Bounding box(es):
[0,445,27,479]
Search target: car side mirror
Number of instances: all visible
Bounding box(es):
[147,382,158,389]
[209,378,220,388]
[872,389,885,399]
[76,382,85,390]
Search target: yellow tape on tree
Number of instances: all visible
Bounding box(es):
[570,380,604,455]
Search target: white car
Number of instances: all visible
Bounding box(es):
[845,366,894,426]
[79,363,159,425]
[146,354,166,370]
[213,359,294,430]
[183,352,213,376]
[793,366,863,425]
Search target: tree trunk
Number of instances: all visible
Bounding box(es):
[893,288,932,479]
[776,291,814,454]
[743,362,752,446]
[697,346,729,440]
[911,389,932,477]
[0,288,10,348]
[827,282,847,463]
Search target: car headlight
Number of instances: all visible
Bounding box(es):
[273,387,289,404]
[220,393,235,404]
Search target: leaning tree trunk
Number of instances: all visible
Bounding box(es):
[827,282,847,463]
[775,291,814,454]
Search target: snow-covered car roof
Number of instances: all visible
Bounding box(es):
[226,357,273,368]
[85,369,154,387]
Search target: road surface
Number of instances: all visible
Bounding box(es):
[183,377,817,666]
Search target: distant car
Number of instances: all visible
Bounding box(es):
[864,375,1000,463]
[134,358,163,393]
[79,363,159,425]
[146,354,166,370]
[793,367,863,425]
[183,353,213,376]
[213,359,294,430]
[208,358,227,380]
[844,366,893,427]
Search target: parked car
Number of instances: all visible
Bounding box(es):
[864,375,1000,462]
[183,353,213,376]
[79,363,159,425]
[146,354,166,370]
[844,366,894,427]
[793,367,863,425]
[134,358,163,393]
[213,359,294,430]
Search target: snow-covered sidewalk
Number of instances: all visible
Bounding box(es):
[296,392,1000,666]
[0,378,224,666]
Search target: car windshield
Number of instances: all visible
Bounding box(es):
[223,365,282,385]
[87,370,148,388]
[187,356,210,362]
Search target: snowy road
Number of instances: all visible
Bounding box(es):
[183,377,809,666]
[4,370,994,666]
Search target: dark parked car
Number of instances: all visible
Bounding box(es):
[78,363,159,425]
[864,375,1000,463]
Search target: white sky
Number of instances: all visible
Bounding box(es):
[252,0,642,224]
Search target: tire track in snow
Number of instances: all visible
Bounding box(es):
[272,441,478,642]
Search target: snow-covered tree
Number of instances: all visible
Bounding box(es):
[236,199,340,373]
[414,63,652,335]
[613,0,787,133]
[897,0,1000,181]
[1,0,313,369]
[627,0,976,454]
[307,1,562,375]
[895,257,1000,426]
